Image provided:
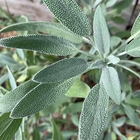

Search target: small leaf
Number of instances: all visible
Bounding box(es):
[131,13,140,38]
[101,67,121,104]
[106,0,117,8]
[0,118,22,140]
[10,78,74,118]
[79,84,109,140]
[90,59,105,69]
[0,22,83,43]
[43,0,91,36]
[65,79,90,98]
[113,116,126,127]
[123,104,140,126]
[126,37,140,57]
[107,55,120,64]
[51,119,64,140]
[94,5,110,54]
[15,127,22,140]
[6,66,17,90]
[33,58,88,84]
[0,80,38,113]
[0,35,78,56]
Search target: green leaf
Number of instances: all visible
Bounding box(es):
[90,59,105,69]
[123,104,140,126]
[62,102,83,114]
[65,79,90,98]
[79,84,109,140]
[0,22,83,43]
[131,13,140,38]
[125,37,140,57]
[10,78,74,118]
[6,66,17,90]
[106,0,117,8]
[101,67,121,105]
[0,35,78,56]
[94,5,110,54]
[33,58,88,84]
[51,119,64,140]
[32,128,40,140]
[107,55,120,64]
[0,80,38,113]
[113,116,126,127]
[0,118,22,140]
[15,127,22,140]
[0,113,13,136]
[43,0,91,36]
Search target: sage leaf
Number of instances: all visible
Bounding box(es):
[123,104,140,126]
[51,119,64,140]
[79,84,109,140]
[33,58,88,83]
[94,5,110,54]
[65,79,90,98]
[0,22,83,43]
[0,118,22,140]
[107,55,120,64]
[0,35,78,56]
[0,80,38,113]
[131,13,140,38]
[125,37,140,57]
[10,78,74,118]
[0,113,13,136]
[43,0,91,36]
[101,67,121,104]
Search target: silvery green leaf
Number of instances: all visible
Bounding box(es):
[6,66,17,90]
[0,80,38,113]
[113,116,126,127]
[110,36,121,48]
[79,84,109,140]
[123,104,140,126]
[0,22,83,43]
[94,6,110,54]
[90,59,105,69]
[131,13,140,38]
[125,37,140,57]
[0,35,78,56]
[101,67,121,104]
[10,78,74,118]
[43,0,91,36]
[33,58,88,83]
[107,55,120,64]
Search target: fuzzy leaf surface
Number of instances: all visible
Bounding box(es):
[0,80,38,113]
[0,35,78,56]
[10,79,74,118]
[131,13,140,38]
[0,22,83,43]
[33,58,88,83]
[101,67,121,104]
[79,84,109,140]
[43,0,91,36]
[94,6,110,54]
[125,37,140,57]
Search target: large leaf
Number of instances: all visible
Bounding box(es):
[101,67,121,104]
[43,0,91,36]
[0,113,13,136]
[0,22,83,43]
[33,58,88,83]
[51,119,64,140]
[0,80,38,113]
[65,79,90,98]
[93,5,110,55]
[125,37,140,57]
[0,118,22,140]
[131,14,140,38]
[79,84,109,140]
[0,35,78,56]
[10,78,74,118]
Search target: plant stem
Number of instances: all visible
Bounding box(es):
[120,60,140,67]
[4,0,10,15]
[117,51,127,57]
[78,50,94,58]
[116,64,140,78]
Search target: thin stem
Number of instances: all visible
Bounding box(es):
[82,37,93,45]
[120,60,140,67]
[117,51,127,57]
[4,0,10,15]
[116,64,140,78]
